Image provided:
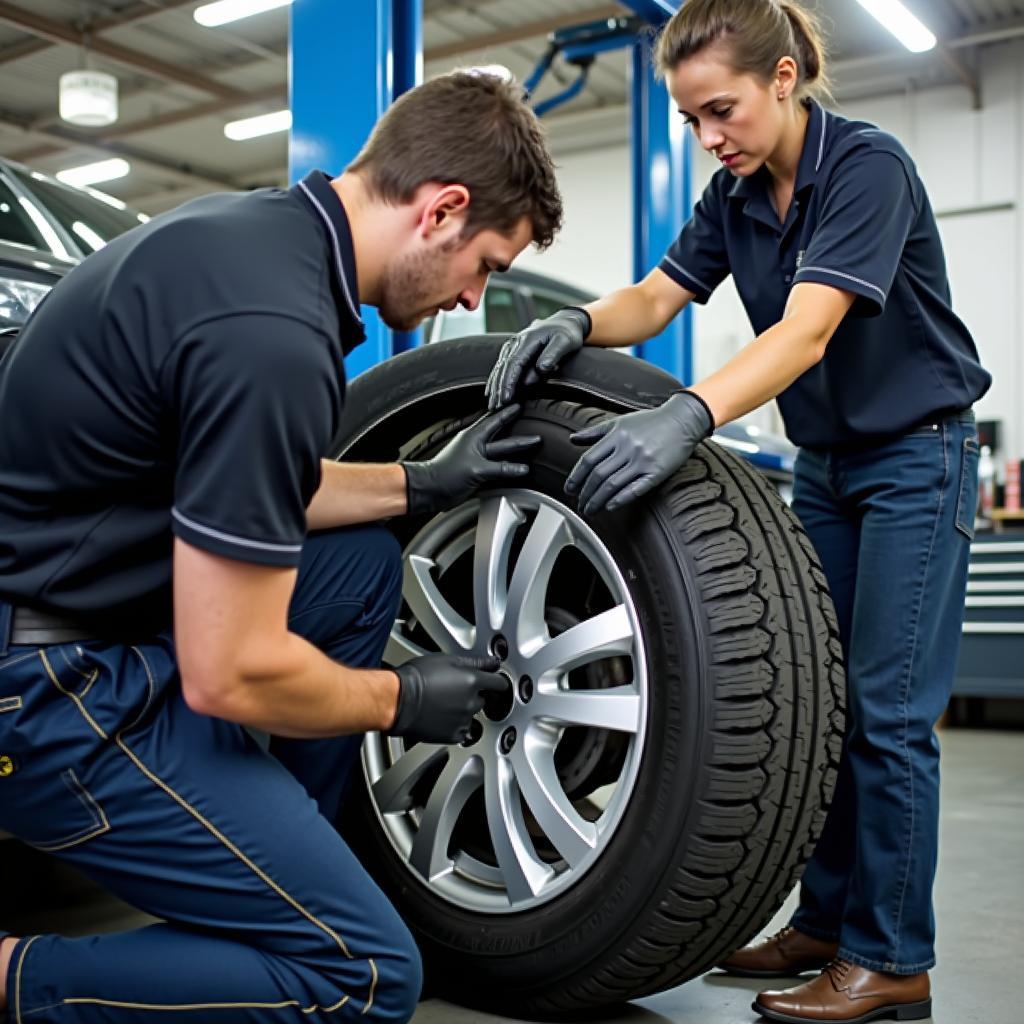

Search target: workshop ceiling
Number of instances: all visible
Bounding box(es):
[0,0,1019,214]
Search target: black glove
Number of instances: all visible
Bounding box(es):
[391,654,507,744]
[486,307,591,410]
[565,391,715,516]
[402,404,541,518]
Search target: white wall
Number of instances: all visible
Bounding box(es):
[519,39,1024,456]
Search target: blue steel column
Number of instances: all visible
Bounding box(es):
[630,40,693,384]
[290,0,422,378]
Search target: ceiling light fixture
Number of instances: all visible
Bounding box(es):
[56,158,131,188]
[224,109,292,140]
[59,69,119,126]
[855,0,937,53]
[194,0,293,28]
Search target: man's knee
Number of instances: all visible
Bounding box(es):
[367,922,423,1023]
[312,916,422,1023]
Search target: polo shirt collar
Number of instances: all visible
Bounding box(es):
[727,99,829,205]
[292,170,364,333]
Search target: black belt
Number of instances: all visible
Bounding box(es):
[10,605,101,645]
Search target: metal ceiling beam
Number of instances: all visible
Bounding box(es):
[0,109,243,191]
[0,0,245,99]
[10,82,287,164]
[0,0,196,68]
[425,4,626,62]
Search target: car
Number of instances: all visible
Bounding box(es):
[0,156,150,358]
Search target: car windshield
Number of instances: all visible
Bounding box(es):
[10,168,143,253]
[0,175,51,253]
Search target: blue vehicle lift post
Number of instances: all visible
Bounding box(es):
[290,0,422,379]
[290,1,691,383]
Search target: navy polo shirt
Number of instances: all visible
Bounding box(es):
[660,101,991,448]
[0,170,364,632]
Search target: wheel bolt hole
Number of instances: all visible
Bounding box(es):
[491,634,509,660]
[499,727,517,754]
[461,718,483,748]
[518,676,533,703]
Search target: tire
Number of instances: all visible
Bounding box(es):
[334,337,844,1017]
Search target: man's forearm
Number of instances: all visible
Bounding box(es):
[307,460,407,529]
[186,629,401,738]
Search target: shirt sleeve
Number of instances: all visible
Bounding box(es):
[793,150,918,317]
[658,179,731,303]
[162,313,342,567]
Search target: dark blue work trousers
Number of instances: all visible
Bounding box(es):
[0,525,421,1023]
[789,413,979,974]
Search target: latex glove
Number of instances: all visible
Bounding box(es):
[391,654,507,744]
[486,307,591,410]
[402,404,541,518]
[565,391,714,516]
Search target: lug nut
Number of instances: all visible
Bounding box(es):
[491,634,509,660]
[499,727,517,754]
[518,676,533,703]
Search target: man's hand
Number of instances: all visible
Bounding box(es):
[565,391,714,516]
[402,405,540,518]
[391,654,507,744]
[486,307,591,410]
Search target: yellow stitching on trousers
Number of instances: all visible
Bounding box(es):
[39,652,107,740]
[42,647,377,1014]
[0,697,22,713]
[14,935,40,1024]
[361,959,378,1015]
[112,734,356,961]
[62,995,352,1013]
[58,648,93,683]
[30,769,111,852]
[128,646,156,730]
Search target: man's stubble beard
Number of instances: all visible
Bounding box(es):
[379,238,461,331]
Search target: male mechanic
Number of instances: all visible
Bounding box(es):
[0,71,561,1024]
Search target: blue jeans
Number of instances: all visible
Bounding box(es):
[0,525,421,1023]
[789,413,979,974]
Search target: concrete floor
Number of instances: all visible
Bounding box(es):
[5,728,1022,1024]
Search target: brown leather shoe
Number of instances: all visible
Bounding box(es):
[718,927,839,978]
[753,959,932,1023]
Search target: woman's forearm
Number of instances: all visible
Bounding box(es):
[690,284,853,427]
[584,271,695,348]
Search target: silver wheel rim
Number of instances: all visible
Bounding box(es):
[362,488,649,913]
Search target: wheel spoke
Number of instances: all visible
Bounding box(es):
[532,684,642,734]
[510,733,597,867]
[505,504,573,653]
[484,755,552,905]
[409,751,484,883]
[473,496,526,635]
[372,743,449,813]
[384,626,428,667]
[404,554,474,652]
[527,603,634,681]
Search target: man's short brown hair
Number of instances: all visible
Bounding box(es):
[347,71,562,250]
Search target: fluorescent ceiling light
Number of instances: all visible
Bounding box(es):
[855,0,936,53]
[194,0,292,28]
[56,158,130,188]
[224,109,292,140]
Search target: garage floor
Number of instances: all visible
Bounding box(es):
[6,728,1021,1024]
